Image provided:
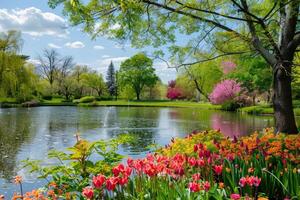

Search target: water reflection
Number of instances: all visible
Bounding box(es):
[211,113,274,137]
[0,106,280,196]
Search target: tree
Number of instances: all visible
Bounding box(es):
[38,49,60,87]
[119,53,158,100]
[0,30,22,53]
[106,61,117,97]
[49,0,300,133]
[72,65,90,98]
[0,31,38,102]
[166,80,184,100]
[182,61,223,101]
[82,72,106,96]
[57,56,75,97]
[209,79,241,105]
[227,56,272,105]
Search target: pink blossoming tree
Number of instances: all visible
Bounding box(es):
[166,80,184,100]
[209,79,241,104]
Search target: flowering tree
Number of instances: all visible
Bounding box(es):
[209,79,241,104]
[166,80,184,100]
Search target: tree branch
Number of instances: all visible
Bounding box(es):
[141,0,246,40]
[174,51,249,68]
[175,0,259,23]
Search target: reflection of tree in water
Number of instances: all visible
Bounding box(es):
[111,107,160,154]
[167,108,212,134]
[120,130,155,154]
[0,109,34,181]
[211,113,273,137]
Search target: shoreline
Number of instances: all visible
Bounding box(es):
[2,100,300,116]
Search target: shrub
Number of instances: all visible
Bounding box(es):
[79,96,96,103]
[166,87,183,100]
[95,96,114,101]
[42,95,52,100]
[209,79,241,104]
[221,100,241,111]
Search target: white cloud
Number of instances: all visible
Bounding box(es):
[102,55,110,58]
[97,56,129,73]
[114,43,131,49]
[93,45,105,50]
[27,58,40,65]
[48,43,61,49]
[65,41,85,48]
[0,7,68,37]
[153,61,177,83]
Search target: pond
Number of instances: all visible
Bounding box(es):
[0,106,277,196]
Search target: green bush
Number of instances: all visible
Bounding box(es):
[42,95,52,100]
[95,96,114,101]
[79,96,96,103]
[221,100,241,111]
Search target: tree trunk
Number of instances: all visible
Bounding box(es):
[252,95,256,106]
[273,62,298,134]
[136,92,140,100]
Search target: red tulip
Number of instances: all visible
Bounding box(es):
[239,177,247,187]
[127,157,134,167]
[230,193,241,200]
[82,187,94,199]
[188,157,197,167]
[143,163,157,177]
[106,177,119,191]
[189,182,201,192]
[112,164,125,177]
[119,176,128,186]
[192,173,201,181]
[213,165,223,175]
[92,174,106,189]
[247,176,261,187]
[203,181,210,191]
[197,159,205,167]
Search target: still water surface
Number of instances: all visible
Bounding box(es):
[0,106,277,196]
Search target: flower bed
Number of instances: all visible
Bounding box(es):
[7,129,300,199]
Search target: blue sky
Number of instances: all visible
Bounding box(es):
[0,0,177,83]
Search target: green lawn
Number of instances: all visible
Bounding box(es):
[39,98,75,106]
[238,104,300,116]
[0,97,17,103]
[79,100,221,109]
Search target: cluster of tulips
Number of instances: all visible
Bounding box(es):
[7,129,300,199]
[80,144,266,199]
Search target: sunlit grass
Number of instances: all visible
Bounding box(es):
[79,100,221,109]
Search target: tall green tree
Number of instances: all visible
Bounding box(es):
[106,61,117,96]
[227,56,272,105]
[0,30,22,53]
[82,71,106,96]
[49,0,300,133]
[183,61,223,100]
[119,53,158,100]
[0,31,38,101]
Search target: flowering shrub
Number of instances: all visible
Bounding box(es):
[6,129,300,200]
[166,87,183,100]
[209,79,241,104]
[166,80,184,100]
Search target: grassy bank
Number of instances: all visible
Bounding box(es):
[238,104,300,116]
[0,97,221,109]
[79,100,221,109]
